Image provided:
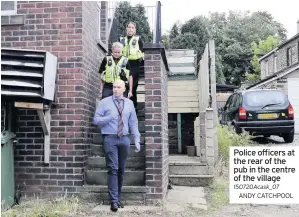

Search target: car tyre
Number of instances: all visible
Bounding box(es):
[282,132,294,143]
[232,124,242,135]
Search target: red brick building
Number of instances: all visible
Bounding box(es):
[1,1,169,204]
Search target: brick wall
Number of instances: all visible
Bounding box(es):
[260,53,275,78]
[168,113,198,154]
[1,1,105,197]
[82,1,106,165]
[261,36,299,77]
[144,44,169,204]
[277,38,299,71]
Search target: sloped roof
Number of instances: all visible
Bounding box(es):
[259,33,299,62]
[246,63,299,89]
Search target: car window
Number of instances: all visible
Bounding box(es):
[244,90,288,107]
[235,94,242,107]
[224,95,233,109]
[229,94,237,109]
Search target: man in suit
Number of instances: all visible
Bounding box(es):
[93,79,140,212]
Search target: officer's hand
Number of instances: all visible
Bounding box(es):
[128,92,133,98]
[135,142,140,153]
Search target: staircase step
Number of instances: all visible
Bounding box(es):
[137,102,145,110]
[137,94,145,103]
[169,175,214,187]
[93,133,145,144]
[91,144,145,157]
[85,169,145,186]
[169,163,208,175]
[87,156,145,169]
[78,185,148,205]
[138,78,144,85]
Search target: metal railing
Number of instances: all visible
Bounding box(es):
[107,1,162,46]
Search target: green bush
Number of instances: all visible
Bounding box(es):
[217,124,256,165]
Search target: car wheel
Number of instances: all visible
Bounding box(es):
[232,124,242,135]
[282,132,294,143]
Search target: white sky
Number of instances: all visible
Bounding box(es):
[129,0,299,39]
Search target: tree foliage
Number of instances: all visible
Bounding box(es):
[166,10,286,85]
[251,35,280,76]
[169,22,180,40]
[114,1,152,42]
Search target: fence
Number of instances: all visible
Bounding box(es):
[194,40,218,164]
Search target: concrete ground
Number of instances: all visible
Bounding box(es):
[87,186,207,215]
[76,135,299,217]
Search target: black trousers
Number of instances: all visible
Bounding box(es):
[128,59,141,109]
[131,74,139,109]
[102,83,128,99]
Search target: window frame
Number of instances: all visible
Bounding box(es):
[274,55,277,73]
[265,60,269,76]
[97,1,101,41]
[287,46,293,67]
[1,1,17,16]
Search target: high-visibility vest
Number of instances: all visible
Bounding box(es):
[120,35,144,60]
[101,56,130,84]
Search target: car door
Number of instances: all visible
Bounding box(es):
[231,94,242,123]
[227,94,238,125]
[220,94,233,125]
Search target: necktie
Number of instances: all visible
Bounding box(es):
[116,99,124,138]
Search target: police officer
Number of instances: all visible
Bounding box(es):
[99,42,133,99]
[120,22,144,110]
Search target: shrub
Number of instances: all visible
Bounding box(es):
[217,124,256,165]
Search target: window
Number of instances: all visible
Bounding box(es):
[228,94,238,110]
[224,95,232,109]
[97,1,109,51]
[287,47,293,66]
[244,90,288,108]
[97,2,101,41]
[274,55,277,73]
[1,1,17,16]
[265,60,269,76]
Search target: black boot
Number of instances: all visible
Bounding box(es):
[110,202,118,212]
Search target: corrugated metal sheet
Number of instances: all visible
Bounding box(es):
[1,48,57,102]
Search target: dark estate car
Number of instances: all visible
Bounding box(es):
[219,89,295,143]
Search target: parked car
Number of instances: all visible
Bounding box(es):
[219,89,295,143]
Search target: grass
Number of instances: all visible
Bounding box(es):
[217,124,257,165]
[209,177,229,210]
[205,124,257,211]
[1,196,81,217]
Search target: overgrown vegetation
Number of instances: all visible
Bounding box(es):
[206,125,257,210]
[1,196,81,217]
[217,124,257,165]
[209,177,229,210]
